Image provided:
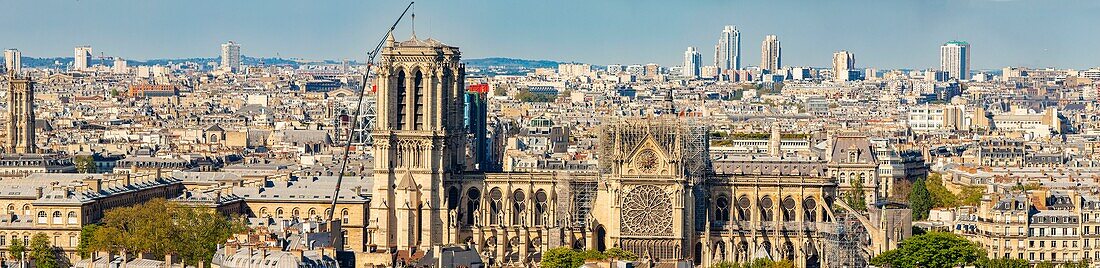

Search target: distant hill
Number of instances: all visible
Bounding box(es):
[17,56,348,68]
[463,57,566,69]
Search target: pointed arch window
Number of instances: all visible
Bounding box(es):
[395,70,407,129]
[413,70,425,130]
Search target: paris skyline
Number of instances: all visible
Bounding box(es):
[2,0,1098,69]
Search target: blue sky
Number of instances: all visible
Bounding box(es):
[2,0,1098,69]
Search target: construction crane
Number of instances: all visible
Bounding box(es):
[326,0,414,240]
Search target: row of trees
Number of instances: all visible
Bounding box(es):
[540,247,638,268]
[710,258,795,268]
[9,233,63,268]
[78,199,246,266]
[871,231,1091,268]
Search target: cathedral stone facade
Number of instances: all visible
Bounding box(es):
[360,35,906,268]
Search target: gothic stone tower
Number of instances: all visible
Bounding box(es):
[369,33,466,254]
[6,74,34,154]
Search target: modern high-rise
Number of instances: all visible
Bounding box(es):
[682,46,701,78]
[760,35,781,73]
[714,25,741,71]
[221,41,241,73]
[5,74,35,154]
[113,57,128,74]
[3,49,19,74]
[833,50,856,81]
[940,41,971,80]
[74,46,92,71]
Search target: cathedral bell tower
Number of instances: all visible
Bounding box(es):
[369,32,466,254]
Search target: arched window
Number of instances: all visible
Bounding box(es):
[512,190,526,226]
[737,195,751,221]
[52,211,63,224]
[782,197,796,222]
[395,69,408,129]
[308,208,318,220]
[759,196,774,222]
[489,188,503,225]
[715,196,731,222]
[67,211,77,224]
[466,188,481,225]
[803,198,818,222]
[22,205,30,216]
[447,187,460,210]
[534,190,548,226]
[276,208,284,218]
[413,70,425,130]
[259,207,269,217]
[5,204,13,214]
[292,208,300,219]
[341,209,350,225]
[37,211,47,224]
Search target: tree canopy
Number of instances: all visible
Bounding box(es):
[540,247,639,268]
[30,233,60,268]
[86,199,245,266]
[870,232,985,268]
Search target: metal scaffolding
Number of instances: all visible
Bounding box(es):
[822,210,870,268]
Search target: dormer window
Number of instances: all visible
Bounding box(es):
[848,151,858,163]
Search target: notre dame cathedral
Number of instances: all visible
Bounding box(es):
[360,34,909,268]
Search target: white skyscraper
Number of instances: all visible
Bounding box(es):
[682,46,701,78]
[832,50,856,81]
[113,57,128,74]
[940,41,971,80]
[221,41,241,73]
[761,35,781,73]
[74,46,92,71]
[714,25,741,71]
[3,49,20,74]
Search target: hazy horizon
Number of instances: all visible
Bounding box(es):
[3,0,1099,69]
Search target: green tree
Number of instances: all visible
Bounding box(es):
[603,247,637,261]
[910,177,932,220]
[741,258,795,268]
[30,233,59,268]
[514,89,554,102]
[870,232,985,268]
[1034,261,1057,268]
[77,224,99,258]
[959,186,985,206]
[926,173,959,207]
[9,237,25,261]
[976,258,1029,268]
[174,206,246,266]
[577,249,606,261]
[541,247,582,268]
[846,175,867,211]
[88,199,244,266]
[1062,259,1091,268]
[74,155,97,173]
[709,260,739,268]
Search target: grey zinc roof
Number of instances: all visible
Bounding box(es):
[234,176,372,203]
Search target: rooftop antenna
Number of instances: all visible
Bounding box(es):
[326,0,414,226]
